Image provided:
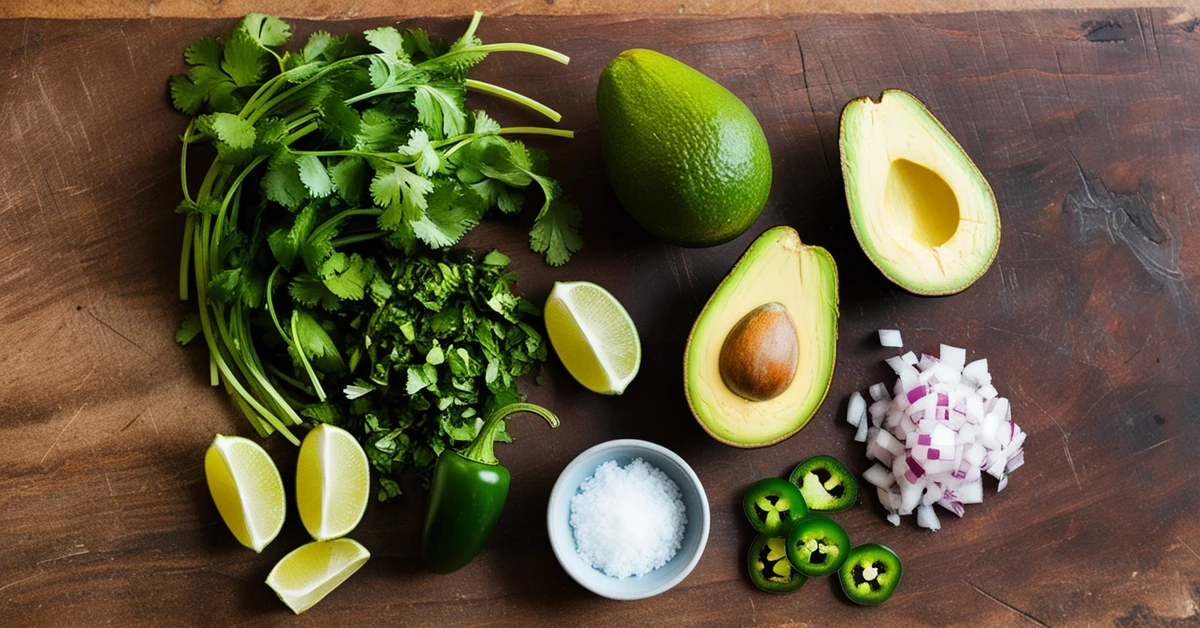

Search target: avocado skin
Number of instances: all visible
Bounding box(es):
[597,49,772,248]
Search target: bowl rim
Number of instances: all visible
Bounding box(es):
[546,438,711,601]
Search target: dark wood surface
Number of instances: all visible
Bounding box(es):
[3,9,1200,626]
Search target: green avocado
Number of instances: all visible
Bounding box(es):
[684,227,839,447]
[839,89,1000,295]
[597,49,772,247]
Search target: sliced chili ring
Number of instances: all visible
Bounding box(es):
[747,533,808,593]
[839,543,903,605]
[788,454,859,513]
[742,477,808,535]
[785,513,850,577]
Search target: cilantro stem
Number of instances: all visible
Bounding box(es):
[497,126,575,139]
[247,56,364,124]
[180,120,195,202]
[464,79,562,122]
[291,311,328,402]
[309,209,383,245]
[265,363,313,394]
[193,236,299,444]
[180,216,195,301]
[266,265,292,347]
[330,232,386,248]
[211,156,268,275]
[459,11,484,46]
[228,383,271,437]
[231,304,305,426]
[241,73,287,121]
[429,42,570,67]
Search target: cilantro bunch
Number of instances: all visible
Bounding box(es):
[172,13,575,495]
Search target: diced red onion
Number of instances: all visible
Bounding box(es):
[863,463,895,489]
[848,335,1026,530]
[916,504,941,530]
[878,329,903,348]
[854,415,869,442]
[846,391,866,428]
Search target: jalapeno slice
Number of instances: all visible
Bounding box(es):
[743,477,808,535]
[785,513,850,577]
[838,543,903,605]
[788,454,859,513]
[747,534,808,593]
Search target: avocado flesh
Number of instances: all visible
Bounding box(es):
[840,89,1000,296]
[685,226,839,447]
[597,49,772,247]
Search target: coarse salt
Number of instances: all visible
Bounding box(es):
[569,458,687,579]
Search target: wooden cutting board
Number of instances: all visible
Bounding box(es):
[2,9,1199,626]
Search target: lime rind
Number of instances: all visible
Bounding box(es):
[204,434,286,553]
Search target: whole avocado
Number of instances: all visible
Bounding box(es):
[597,49,772,248]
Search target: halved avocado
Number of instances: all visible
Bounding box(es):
[839,89,1000,296]
[684,227,839,447]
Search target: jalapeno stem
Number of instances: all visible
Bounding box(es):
[460,402,559,466]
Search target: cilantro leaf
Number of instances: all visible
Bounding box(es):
[268,204,317,269]
[289,273,341,311]
[169,74,210,115]
[372,166,433,229]
[175,312,203,346]
[184,37,223,68]
[329,157,368,205]
[263,155,308,209]
[206,113,257,149]
[472,110,501,135]
[301,227,335,276]
[319,252,372,300]
[413,83,467,138]
[411,183,483,248]
[364,27,407,59]
[176,198,220,216]
[221,29,267,87]
[530,201,583,266]
[296,155,335,198]
[302,30,336,61]
[291,310,345,373]
[398,129,440,176]
[240,14,292,48]
[318,96,361,149]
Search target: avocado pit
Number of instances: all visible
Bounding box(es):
[718,302,799,401]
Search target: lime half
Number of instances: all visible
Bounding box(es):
[296,424,369,542]
[204,434,285,553]
[544,281,642,395]
[266,538,370,614]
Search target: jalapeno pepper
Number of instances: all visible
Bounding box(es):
[747,533,808,593]
[839,543,903,605]
[743,477,808,535]
[788,454,859,513]
[785,513,850,577]
[420,402,559,574]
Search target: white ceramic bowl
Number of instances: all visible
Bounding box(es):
[546,439,710,600]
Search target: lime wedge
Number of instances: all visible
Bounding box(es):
[204,434,285,553]
[296,424,369,542]
[544,281,642,395]
[266,538,370,614]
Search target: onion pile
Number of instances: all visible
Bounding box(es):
[847,339,1026,531]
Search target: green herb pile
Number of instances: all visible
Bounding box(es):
[171,12,578,499]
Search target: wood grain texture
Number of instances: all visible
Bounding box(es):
[2,9,1200,626]
[5,0,1200,20]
